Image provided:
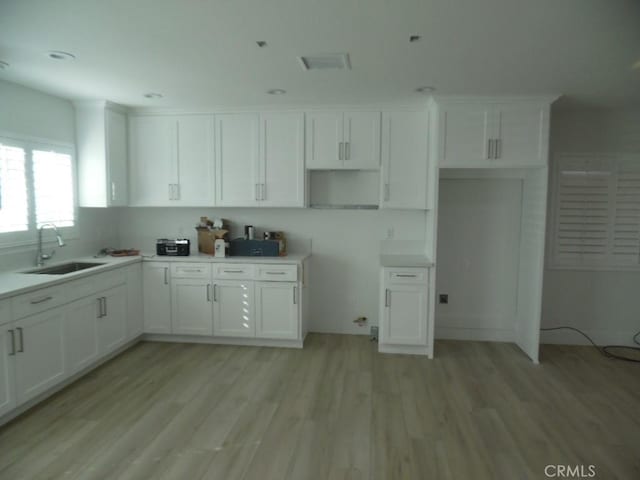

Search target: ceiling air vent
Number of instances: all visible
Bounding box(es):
[298,53,351,71]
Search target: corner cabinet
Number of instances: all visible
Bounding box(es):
[306,111,381,170]
[437,98,551,168]
[129,115,215,206]
[75,101,128,207]
[379,267,430,356]
[380,111,430,209]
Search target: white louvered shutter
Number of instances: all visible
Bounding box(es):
[33,149,75,228]
[611,157,640,266]
[0,143,29,233]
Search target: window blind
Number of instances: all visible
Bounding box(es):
[552,154,640,269]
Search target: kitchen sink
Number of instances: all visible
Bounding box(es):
[24,262,106,275]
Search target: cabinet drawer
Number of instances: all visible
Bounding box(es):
[0,299,11,326]
[213,264,255,280]
[255,264,298,282]
[66,268,127,301]
[386,268,428,285]
[11,285,68,319]
[171,263,211,279]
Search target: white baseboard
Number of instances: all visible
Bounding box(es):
[142,333,304,349]
[0,336,142,428]
[378,343,432,357]
[435,326,515,342]
[540,328,639,347]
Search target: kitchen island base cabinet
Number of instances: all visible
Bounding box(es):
[379,267,431,356]
[143,263,171,334]
[213,281,256,337]
[255,282,299,340]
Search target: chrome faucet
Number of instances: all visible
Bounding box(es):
[36,224,66,267]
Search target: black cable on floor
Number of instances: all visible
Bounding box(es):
[540,326,640,364]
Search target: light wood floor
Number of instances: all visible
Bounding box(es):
[1,334,639,480]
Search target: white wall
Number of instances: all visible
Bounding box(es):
[541,108,640,346]
[0,80,120,271]
[435,178,523,341]
[117,207,426,334]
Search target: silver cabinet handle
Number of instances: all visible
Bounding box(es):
[293,286,297,304]
[180,268,203,273]
[345,142,350,160]
[8,330,15,356]
[338,142,344,161]
[213,284,218,302]
[206,284,211,302]
[265,271,286,275]
[164,267,169,285]
[385,289,391,307]
[396,274,417,278]
[17,327,24,352]
[223,270,244,274]
[30,296,53,305]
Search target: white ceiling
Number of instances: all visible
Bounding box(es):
[0,0,639,109]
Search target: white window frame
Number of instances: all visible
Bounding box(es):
[0,132,78,249]
[548,152,640,272]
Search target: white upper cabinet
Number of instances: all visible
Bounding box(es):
[75,102,128,207]
[129,115,177,206]
[215,113,260,207]
[259,112,305,207]
[129,115,214,206]
[437,98,550,168]
[381,111,429,210]
[306,111,380,170]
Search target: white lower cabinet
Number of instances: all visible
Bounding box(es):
[13,308,66,404]
[143,262,172,334]
[126,263,143,339]
[380,267,430,353]
[213,280,256,337]
[97,285,127,355]
[0,326,16,418]
[255,282,299,339]
[171,278,213,335]
[64,295,100,375]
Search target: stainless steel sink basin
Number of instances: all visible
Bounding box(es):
[24,262,105,275]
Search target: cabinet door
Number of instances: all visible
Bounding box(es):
[14,308,66,404]
[259,113,305,207]
[64,296,100,375]
[143,263,172,334]
[171,279,213,335]
[381,111,429,209]
[494,104,547,166]
[0,327,16,417]
[382,284,428,346]
[126,263,144,339]
[105,108,128,206]
[175,115,215,206]
[215,114,260,206]
[128,116,178,206]
[98,285,127,355]
[255,282,299,339]
[343,111,381,170]
[305,112,343,169]
[439,105,493,166]
[212,280,255,337]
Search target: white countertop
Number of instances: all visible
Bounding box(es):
[141,252,310,264]
[0,253,311,301]
[379,254,434,268]
[0,256,141,301]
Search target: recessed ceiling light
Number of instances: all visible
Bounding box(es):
[415,86,435,93]
[47,51,76,61]
[409,35,422,43]
[256,41,267,48]
[143,92,163,99]
[266,89,286,95]
[0,61,9,70]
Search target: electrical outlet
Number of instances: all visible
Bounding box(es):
[439,294,449,304]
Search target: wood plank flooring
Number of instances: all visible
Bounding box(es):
[1,334,639,479]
